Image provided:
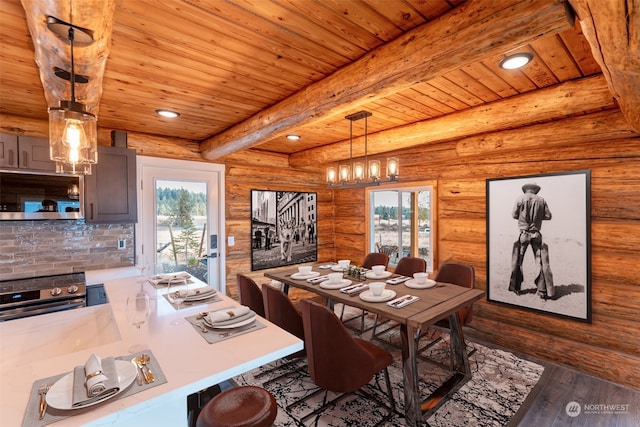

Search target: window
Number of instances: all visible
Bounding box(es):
[367,182,435,273]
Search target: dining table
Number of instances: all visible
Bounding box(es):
[265,265,484,427]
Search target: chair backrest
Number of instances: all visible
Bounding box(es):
[300,299,377,392]
[236,274,265,318]
[393,256,427,277]
[362,252,389,269]
[261,283,306,358]
[434,262,475,324]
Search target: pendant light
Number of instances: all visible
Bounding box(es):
[47,11,97,175]
[327,111,399,188]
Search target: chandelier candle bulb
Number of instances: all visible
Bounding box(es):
[387,157,399,180]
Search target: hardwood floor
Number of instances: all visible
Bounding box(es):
[484,340,640,427]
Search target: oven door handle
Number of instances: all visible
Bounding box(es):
[0,299,86,322]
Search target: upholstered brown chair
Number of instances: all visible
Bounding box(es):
[393,256,426,277]
[237,274,265,318]
[362,252,389,269]
[292,298,395,423]
[261,283,306,359]
[433,262,475,326]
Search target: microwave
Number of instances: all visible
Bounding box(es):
[0,170,83,220]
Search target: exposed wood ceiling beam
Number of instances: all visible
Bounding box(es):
[21,0,116,115]
[569,0,640,132]
[289,75,615,168]
[201,0,573,161]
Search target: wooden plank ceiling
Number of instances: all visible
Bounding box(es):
[1,0,633,167]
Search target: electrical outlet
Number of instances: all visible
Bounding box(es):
[118,239,126,249]
[228,236,235,246]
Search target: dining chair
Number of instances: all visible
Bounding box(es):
[371,256,427,343]
[417,262,477,362]
[339,252,390,333]
[236,274,265,318]
[290,298,396,424]
[258,283,308,384]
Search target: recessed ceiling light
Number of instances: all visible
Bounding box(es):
[286,134,301,141]
[156,109,180,118]
[499,53,533,70]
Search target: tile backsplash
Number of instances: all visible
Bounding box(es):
[0,220,134,280]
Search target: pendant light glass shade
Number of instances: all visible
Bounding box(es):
[369,159,381,181]
[49,100,97,174]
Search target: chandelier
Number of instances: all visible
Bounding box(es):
[326,111,399,188]
[47,12,97,175]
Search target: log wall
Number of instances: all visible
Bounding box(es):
[221,108,639,389]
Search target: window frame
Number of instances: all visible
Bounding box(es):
[365,180,437,273]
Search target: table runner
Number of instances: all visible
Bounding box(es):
[22,350,167,427]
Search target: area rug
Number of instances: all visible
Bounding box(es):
[234,308,544,427]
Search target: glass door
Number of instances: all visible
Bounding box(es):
[137,157,225,291]
[368,185,434,272]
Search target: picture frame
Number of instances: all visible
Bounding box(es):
[251,190,318,271]
[486,170,591,322]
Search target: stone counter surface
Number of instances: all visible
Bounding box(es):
[0,269,302,426]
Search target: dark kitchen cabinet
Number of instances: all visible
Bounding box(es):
[0,133,56,172]
[84,145,137,223]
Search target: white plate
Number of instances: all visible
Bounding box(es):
[204,316,256,329]
[331,265,349,272]
[46,360,137,410]
[291,271,320,280]
[365,271,392,279]
[359,289,397,302]
[319,278,352,289]
[405,279,437,289]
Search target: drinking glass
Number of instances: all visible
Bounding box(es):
[136,263,157,300]
[167,278,189,325]
[126,293,150,353]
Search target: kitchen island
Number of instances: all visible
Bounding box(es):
[0,268,303,426]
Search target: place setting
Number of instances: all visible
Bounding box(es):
[319,272,352,289]
[23,351,167,427]
[404,272,437,289]
[147,272,192,288]
[289,265,320,280]
[365,264,393,280]
[185,305,266,344]
[358,281,397,303]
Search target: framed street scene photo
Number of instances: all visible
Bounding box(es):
[251,190,318,271]
[486,170,591,322]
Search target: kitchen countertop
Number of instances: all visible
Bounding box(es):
[0,269,303,426]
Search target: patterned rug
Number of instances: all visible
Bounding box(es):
[234,307,544,426]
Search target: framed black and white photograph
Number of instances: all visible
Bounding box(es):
[486,170,591,322]
[251,190,318,271]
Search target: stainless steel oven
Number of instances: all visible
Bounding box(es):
[0,272,86,321]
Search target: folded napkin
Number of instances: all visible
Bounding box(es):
[207,306,251,323]
[72,354,120,407]
[185,286,216,301]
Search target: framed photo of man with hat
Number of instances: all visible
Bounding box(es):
[486,170,591,322]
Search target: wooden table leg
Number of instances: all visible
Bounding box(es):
[401,323,421,427]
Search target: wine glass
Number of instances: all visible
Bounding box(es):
[126,293,150,353]
[167,277,189,325]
